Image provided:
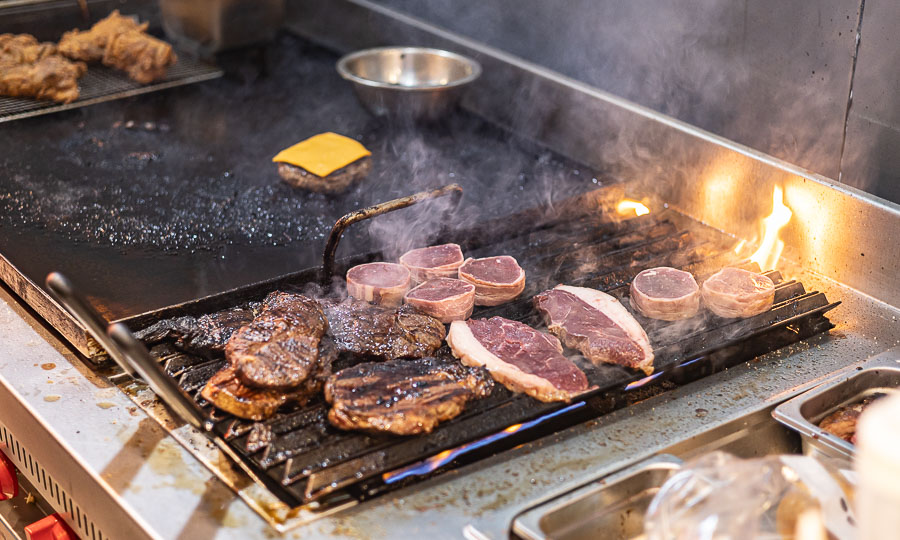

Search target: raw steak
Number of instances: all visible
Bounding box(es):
[404,278,476,323]
[399,243,465,283]
[227,292,328,389]
[323,299,446,360]
[346,262,410,307]
[534,285,655,375]
[458,256,526,306]
[630,267,700,321]
[447,317,590,402]
[701,267,775,318]
[324,356,493,435]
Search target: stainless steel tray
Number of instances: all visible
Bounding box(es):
[773,349,900,460]
[513,454,682,540]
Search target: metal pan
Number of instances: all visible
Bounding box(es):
[773,347,900,460]
[513,454,682,540]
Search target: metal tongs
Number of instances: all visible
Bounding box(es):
[45,272,210,431]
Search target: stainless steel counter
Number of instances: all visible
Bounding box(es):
[0,266,897,539]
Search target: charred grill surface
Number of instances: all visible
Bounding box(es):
[324,357,493,435]
[322,300,446,361]
[134,206,839,508]
[228,292,328,390]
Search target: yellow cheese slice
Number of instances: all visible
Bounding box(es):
[272,132,371,178]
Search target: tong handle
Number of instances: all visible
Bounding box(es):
[45,272,139,378]
[321,183,463,284]
[107,323,210,432]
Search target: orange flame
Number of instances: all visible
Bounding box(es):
[617,199,650,217]
[750,186,792,271]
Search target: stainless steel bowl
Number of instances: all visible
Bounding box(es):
[336,46,481,121]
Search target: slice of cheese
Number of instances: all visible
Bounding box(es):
[272,132,371,178]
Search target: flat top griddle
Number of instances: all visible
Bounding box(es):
[0,34,599,324]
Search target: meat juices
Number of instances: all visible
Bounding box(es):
[534,285,655,375]
[701,267,775,318]
[447,317,590,402]
[630,267,700,321]
[346,262,411,307]
[226,292,328,389]
[404,278,476,323]
[399,244,465,283]
[325,357,493,435]
[458,256,526,306]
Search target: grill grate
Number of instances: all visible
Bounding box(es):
[0,57,222,123]
[129,203,839,508]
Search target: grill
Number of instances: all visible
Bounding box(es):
[0,56,222,124]
[111,186,837,508]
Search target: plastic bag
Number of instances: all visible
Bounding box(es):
[644,451,856,540]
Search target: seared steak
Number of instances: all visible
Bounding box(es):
[701,267,775,318]
[324,357,493,435]
[228,292,328,389]
[534,285,654,375]
[135,304,260,356]
[202,337,336,421]
[404,278,475,323]
[323,299,446,360]
[399,243,465,283]
[630,267,700,321]
[447,317,590,402]
[346,262,411,307]
[458,256,526,306]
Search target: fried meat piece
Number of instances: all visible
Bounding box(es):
[0,55,87,103]
[0,33,58,64]
[58,10,176,83]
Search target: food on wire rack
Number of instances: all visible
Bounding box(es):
[0,34,86,103]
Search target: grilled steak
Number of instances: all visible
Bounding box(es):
[136,304,260,356]
[323,299,445,360]
[202,338,335,421]
[228,292,328,389]
[458,256,526,306]
[534,285,655,375]
[324,356,493,435]
[447,317,590,402]
[404,278,475,323]
[399,243,465,283]
[701,267,775,318]
[630,267,700,321]
[346,262,411,307]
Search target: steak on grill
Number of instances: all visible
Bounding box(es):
[202,338,336,420]
[227,292,328,389]
[404,278,476,323]
[399,243,465,283]
[458,255,526,306]
[701,267,775,318]
[324,356,493,435]
[346,262,411,307]
[630,267,700,321]
[323,299,446,360]
[534,285,655,375]
[136,304,260,357]
[447,317,590,402]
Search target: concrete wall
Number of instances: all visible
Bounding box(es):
[371,0,899,204]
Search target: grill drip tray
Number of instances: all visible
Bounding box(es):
[0,56,222,124]
[102,194,839,527]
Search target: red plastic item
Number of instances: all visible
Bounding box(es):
[24,514,78,540]
[0,449,18,500]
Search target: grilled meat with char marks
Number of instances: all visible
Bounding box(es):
[324,356,492,435]
[228,292,328,389]
[136,304,260,357]
[202,338,336,420]
[322,299,445,361]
